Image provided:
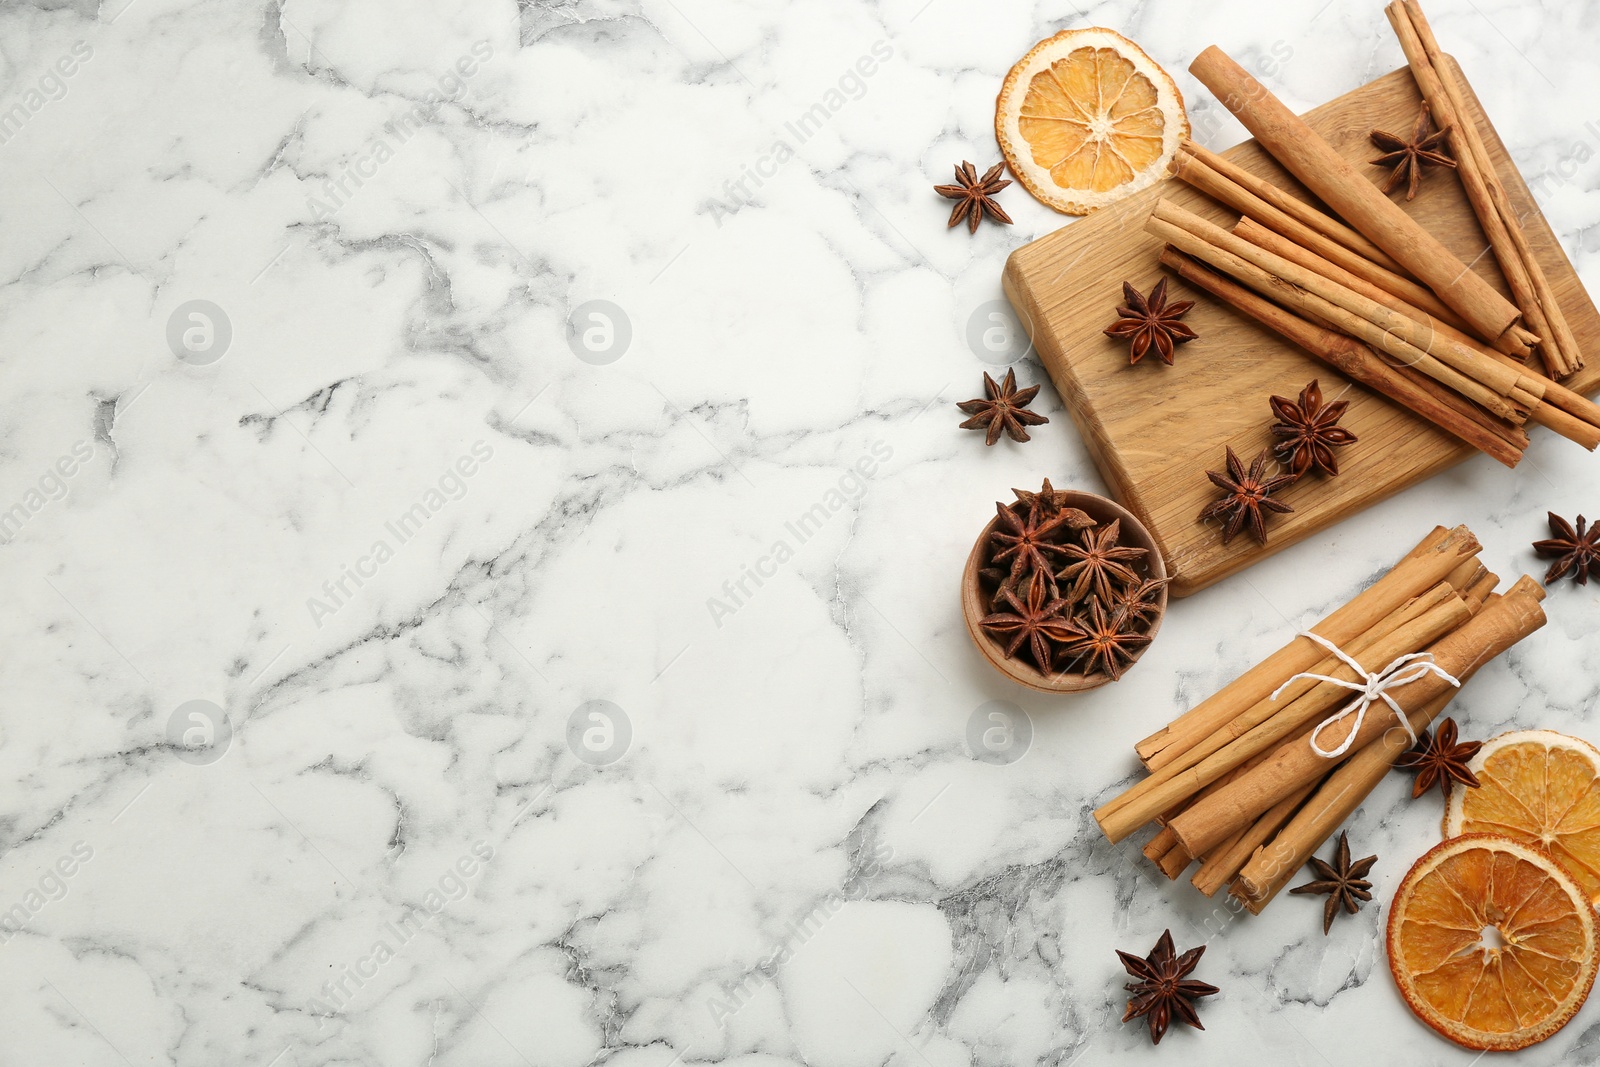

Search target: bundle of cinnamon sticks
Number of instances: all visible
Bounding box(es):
[1149,0,1598,467]
[1092,525,1548,912]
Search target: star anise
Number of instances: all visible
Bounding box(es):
[1109,577,1171,628]
[1116,929,1218,1045]
[934,161,1013,234]
[1369,101,1456,201]
[979,572,1077,671]
[1395,718,1483,801]
[1533,511,1600,586]
[1198,446,1297,545]
[989,500,1077,584]
[1061,598,1151,680]
[1011,479,1095,528]
[957,369,1049,445]
[1289,831,1377,935]
[1269,379,1358,478]
[1103,278,1198,366]
[1056,518,1148,604]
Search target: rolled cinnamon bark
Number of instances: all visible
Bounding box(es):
[1177,141,1523,355]
[1151,200,1535,404]
[1131,583,1456,803]
[1101,591,1470,843]
[1189,45,1523,345]
[1132,525,1478,768]
[1191,777,1319,898]
[1154,250,1529,465]
[1148,214,1531,424]
[1172,149,1454,325]
[1170,580,1547,858]
[1229,218,1600,449]
[1233,578,1545,910]
[1179,139,1402,273]
[1232,217,1486,360]
[1391,1,1583,377]
[1231,692,1451,912]
[1157,842,1193,880]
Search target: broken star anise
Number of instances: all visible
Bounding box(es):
[1012,479,1095,528]
[1395,718,1483,801]
[1056,518,1148,604]
[1533,511,1600,586]
[1061,598,1151,681]
[1270,378,1358,478]
[1116,929,1218,1045]
[979,572,1077,672]
[934,161,1013,234]
[1103,278,1198,366]
[957,369,1049,445]
[1289,831,1377,935]
[1370,101,1456,201]
[1198,446,1297,545]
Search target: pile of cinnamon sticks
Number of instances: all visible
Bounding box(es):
[1092,526,1548,912]
[1150,0,1598,468]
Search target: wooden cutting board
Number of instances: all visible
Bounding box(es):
[1003,63,1600,597]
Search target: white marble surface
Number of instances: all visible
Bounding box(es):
[1,0,1598,1063]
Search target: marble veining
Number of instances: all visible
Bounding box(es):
[0,0,1596,1064]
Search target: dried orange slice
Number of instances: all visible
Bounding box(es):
[995,28,1188,215]
[1445,729,1600,905]
[1388,834,1598,1051]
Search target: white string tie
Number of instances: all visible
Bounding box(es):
[1270,631,1461,760]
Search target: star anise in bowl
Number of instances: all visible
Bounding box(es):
[962,482,1168,693]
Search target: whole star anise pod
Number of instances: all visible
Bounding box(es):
[1269,379,1358,477]
[1061,598,1151,680]
[1198,447,1296,545]
[1116,929,1218,1045]
[1395,718,1482,801]
[934,161,1013,234]
[1056,518,1148,604]
[1109,577,1171,628]
[1533,511,1600,586]
[979,572,1077,672]
[1369,101,1456,201]
[957,369,1049,445]
[1103,278,1198,366]
[989,500,1077,584]
[1289,831,1376,935]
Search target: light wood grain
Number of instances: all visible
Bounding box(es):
[1003,64,1600,597]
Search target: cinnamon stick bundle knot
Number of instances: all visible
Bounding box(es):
[1275,631,1462,758]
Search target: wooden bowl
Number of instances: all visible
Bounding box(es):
[961,490,1168,693]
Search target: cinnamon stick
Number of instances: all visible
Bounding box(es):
[1131,525,1477,769]
[1147,212,1533,425]
[1191,777,1319,897]
[1392,1,1583,377]
[1102,590,1471,843]
[1172,148,1453,325]
[1130,582,1457,799]
[1151,200,1537,405]
[1189,45,1523,345]
[1230,218,1600,449]
[1156,250,1529,465]
[1170,581,1547,858]
[1179,139,1403,273]
[1175,145,1518,353]
[1233,578,1545,910]
[1231,217,1493,363]
[1157,841,1194,880]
